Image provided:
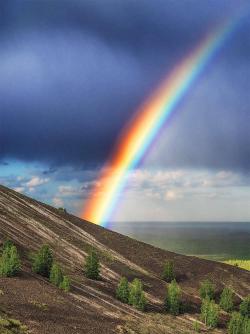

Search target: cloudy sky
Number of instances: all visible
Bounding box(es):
[1,0,250,223]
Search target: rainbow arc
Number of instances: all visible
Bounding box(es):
[82,16,240,227]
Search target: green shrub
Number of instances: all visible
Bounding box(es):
[0,243,21,277]
[228,312,244,334]
[84,249,100,280]
[240,295,250,318]
[60,276,71,292]
[199,279,215,300]
[162,260,175,282]
[128,278,146,311]
[165,279,181,315]
[116,277,129,303]
[32,244,53,278]
[58,207,67,214]
[2,239,14,251]
[219,287,234,312]
[200,298,219,328]
[49,263,63,287]
[242,316,250,334]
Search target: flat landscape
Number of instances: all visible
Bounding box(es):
[0,185,249,334]
[114,222,250,262]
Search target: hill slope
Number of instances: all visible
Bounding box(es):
[0,185,249,333]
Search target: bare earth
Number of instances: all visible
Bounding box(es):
[0,185,249,333]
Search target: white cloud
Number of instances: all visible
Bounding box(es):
[53,197,64,207]
[165,190,182,201]
[26,176,49,188]
[14,187,25,193]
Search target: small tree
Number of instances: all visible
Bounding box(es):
[84,249,100,280]
[50,263,63,287]
[60,276,71,292]
[32,244,53,277]
[2,239,14,251]
[0,244,21,277]
[200,298,219,328]
[240,296,250,318]
[116,277,129,303]
[219,287,234,312]
[199,279,215,300]
[162,260,175,282]
[129,278,146,311]
[165,279,181,315]
[228,312,243,334]
[242,316,250,334]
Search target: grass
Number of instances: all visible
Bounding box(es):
[0,314,28,334]
[29,300,48,311]
[223,260,250,271]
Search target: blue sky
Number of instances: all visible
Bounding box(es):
[1,0,250,222]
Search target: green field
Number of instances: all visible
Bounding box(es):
[223,260,250,271]
[115,222,250,263]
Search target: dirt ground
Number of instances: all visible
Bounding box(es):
[0,185,249,333]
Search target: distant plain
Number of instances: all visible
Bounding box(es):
[114,222,250,266]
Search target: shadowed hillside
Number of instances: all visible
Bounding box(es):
[0,185,249,334]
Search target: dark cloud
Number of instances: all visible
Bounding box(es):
[0,0,250,170]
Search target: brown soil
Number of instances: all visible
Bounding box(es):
[0,185,249,333]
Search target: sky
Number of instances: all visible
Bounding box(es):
[0,0,250,223]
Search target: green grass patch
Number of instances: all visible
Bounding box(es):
[29,300,48,311]
[223,260,250,271]
[0,314,28,333]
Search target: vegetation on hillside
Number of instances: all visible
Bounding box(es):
[200,298,219,328]
[223,260,250,271]
[228,312,250,334]
[84,249,100,280]
[32,245,53,277]
[199,279,215,300]
[162,260,175,282]
[240,296,250,318]
[0,312,28,334]
[0,241,21,277]
[1,235,249,333]
[219,287,234,312]
[128,278,146,311]
[164,280,181,315]
[116,277,129,304]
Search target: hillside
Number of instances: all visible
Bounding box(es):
[0,184,249,334]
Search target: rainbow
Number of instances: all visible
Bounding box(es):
[82,16,240,227]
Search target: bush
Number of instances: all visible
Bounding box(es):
[32,244,53,277]
[128,278,146,311]
[219,287,234,312]
[58,207,67,214]
[0,243,21,277]
[84,249,100,280]
[2,239,14,251]
[162,260,175,282]
[199,279,215,300]
[240,295,250,318]
[50,263,63,287]
[60,276,71,292]
[228,312,244,334]
[200,298,219,328]
[165,279,181,315]
[242,316,250,334]
[116,277,129,303]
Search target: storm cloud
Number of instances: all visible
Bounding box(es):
[0,0,250,171]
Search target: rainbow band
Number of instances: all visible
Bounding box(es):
[82,17,239,227]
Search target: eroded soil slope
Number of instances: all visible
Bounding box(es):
[0,185,249,333]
